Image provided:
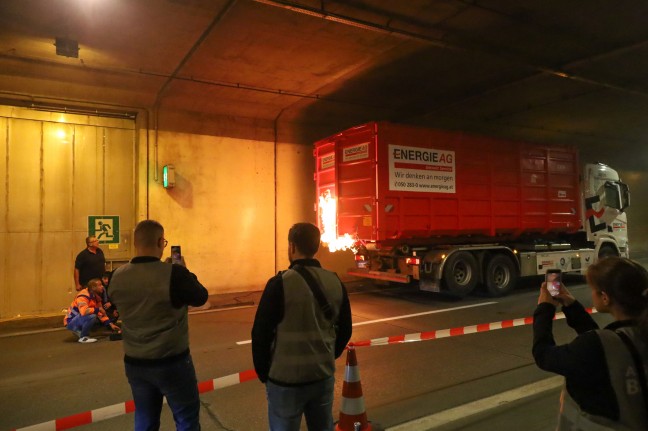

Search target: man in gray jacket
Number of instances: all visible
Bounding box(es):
[110,220,208,431]
[252,222,352,431]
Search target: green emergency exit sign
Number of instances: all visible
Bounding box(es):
[88,215,120,245]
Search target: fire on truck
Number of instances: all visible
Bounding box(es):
[314,122,630,297]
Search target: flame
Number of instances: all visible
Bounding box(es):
[319,190,357,253]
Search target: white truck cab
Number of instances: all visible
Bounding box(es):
[583,163,630,259]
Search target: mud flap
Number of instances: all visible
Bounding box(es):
[419,278,440,292]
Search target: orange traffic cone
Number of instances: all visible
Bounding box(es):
[335,345,372,431]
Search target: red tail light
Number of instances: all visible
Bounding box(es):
[405,257,420,265]
[355,255,366,261]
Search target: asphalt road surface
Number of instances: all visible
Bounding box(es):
[0,274,615,431]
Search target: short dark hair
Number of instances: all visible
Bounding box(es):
[86,278,103,292]
[288,222,321,257]
[134,220,164,248]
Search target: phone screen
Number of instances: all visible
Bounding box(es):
[546,270,562,297]
[171,245,182,265]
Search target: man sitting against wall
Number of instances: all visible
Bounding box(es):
[64,278,121,343]
[100,271,119,320]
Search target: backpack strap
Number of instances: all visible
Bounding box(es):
[292,265,334,321]
[616,330,648,414]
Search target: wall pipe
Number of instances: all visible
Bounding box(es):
[273,108,286,273]
[151,0,238,185]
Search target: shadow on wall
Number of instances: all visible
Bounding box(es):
[165,171,193,209]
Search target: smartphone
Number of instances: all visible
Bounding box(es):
[171,245,182,265]
[545,269,562,297]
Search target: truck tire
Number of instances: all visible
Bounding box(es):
[443,251,478,297]
[485,254,518,297]
[598,244,618,259]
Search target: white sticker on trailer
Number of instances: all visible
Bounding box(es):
[388,144,456,193]
[343,142,369,162]
[321,153,335,169]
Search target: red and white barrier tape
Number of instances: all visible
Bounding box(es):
[12,369,258,431]
[350,308,597,348]
[12,307,596,430]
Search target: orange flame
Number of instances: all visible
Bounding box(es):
[319,190,357,253]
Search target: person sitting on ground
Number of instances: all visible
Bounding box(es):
[64,278,121,344]
[533,257,648,430]
[100,271,119,320]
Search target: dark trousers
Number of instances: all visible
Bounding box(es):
[125,354,201,431]
[266,376,335,431]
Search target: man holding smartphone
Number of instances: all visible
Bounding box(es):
[109,220,208,431]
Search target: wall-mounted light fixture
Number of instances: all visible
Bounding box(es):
[163,164,175,188]
[55,37,79,58]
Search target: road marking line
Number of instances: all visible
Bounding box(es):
[189,305,255,315]
[235,302,497,345]
[352,302,497,327]
[386,376,563,431]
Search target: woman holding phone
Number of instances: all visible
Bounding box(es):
[533,257,648,430]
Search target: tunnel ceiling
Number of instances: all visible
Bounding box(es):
[2,0,648,153]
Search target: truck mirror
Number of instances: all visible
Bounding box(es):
[603,181,623,211]
[619,182,630,212]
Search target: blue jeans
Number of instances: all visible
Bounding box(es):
[125,354,200,431]
[66,314,97,337]
[266,376,335,431]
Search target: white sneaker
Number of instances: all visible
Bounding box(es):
[78,336,97,344]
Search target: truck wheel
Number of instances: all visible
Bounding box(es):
[598,244,618,259]
[485,254,518,297]
[443,251,478,297]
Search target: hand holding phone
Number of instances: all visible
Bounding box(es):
[545,269,562,297]
[171,245,182,265]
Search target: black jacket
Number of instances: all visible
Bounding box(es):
[533,300,635,421]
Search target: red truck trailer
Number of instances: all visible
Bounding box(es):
[314,122,630,297]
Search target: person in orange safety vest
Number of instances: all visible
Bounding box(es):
[64,278,120,343]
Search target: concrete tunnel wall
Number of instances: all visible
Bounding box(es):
[0,105,356,318]
[0,104,646,319]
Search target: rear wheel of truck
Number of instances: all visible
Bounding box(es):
[485,254,518,297]
[443,251,478,297]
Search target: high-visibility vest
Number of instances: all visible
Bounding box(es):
[268,266,343,385]
[558,327,648,431]
[63,288,108,326]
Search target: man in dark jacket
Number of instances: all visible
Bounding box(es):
[110,220,208,431]
[252,222,352,431]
